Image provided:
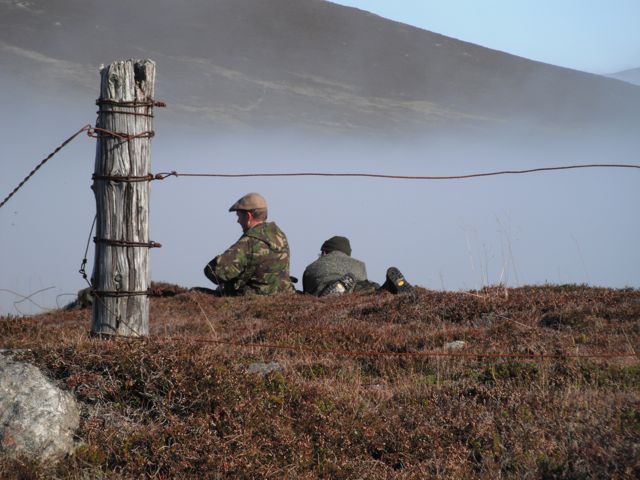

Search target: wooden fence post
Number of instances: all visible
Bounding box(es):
[91,59,157,337]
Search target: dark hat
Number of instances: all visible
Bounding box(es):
[229,192,267,212]
[321,236,352,256]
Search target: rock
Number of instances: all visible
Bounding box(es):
[0,355,80,462]
[444,340,466,351]
[247,362,282,375]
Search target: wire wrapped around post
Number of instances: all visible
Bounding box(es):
[90,59,159,338]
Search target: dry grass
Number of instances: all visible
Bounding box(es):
[1,284,639,479]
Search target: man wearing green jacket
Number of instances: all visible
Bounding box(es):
[204,192,294,296]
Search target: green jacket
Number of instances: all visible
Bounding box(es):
[204,222,294,296]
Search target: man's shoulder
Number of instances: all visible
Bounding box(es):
[303,255,323,274]
[307,251,366,271]
[248,221,285,234]
[328,251,365,265]
[226,233,253,250]
[245,222,289,251]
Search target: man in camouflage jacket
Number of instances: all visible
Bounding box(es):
[204,192,294,296]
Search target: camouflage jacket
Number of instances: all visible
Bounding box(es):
[204,222,294,296]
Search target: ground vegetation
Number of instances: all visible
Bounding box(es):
[1,284,638,478]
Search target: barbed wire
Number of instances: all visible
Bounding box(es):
[2,125,639,213]
[0,125,92,210]
[0,125,156,211]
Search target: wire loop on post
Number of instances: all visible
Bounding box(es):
[87,127,155,141]
[92,174,155,183]
[93,290,152,298]
[94,99,166,119]
[95,99,167,108]
[94,237,162,248]
[154,171,179,180]
[99,110,155,118]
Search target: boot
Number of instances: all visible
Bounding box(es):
[319,273,356,297]
[381,267,415,295]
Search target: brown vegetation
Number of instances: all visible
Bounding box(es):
[1,284,639,479]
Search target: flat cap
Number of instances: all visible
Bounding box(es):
[228,192,268,212]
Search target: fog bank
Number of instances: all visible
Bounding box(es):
[1,79,638,315]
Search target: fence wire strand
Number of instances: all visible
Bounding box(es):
[3,125,639,214]
[0,125,92,210]
[157,335,637,360]
[153,163,640,182]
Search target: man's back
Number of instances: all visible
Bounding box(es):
[211,221,294,295]
[303,250,367,296]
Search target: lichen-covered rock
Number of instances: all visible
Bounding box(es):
[444,340,467,350]
[64,287,93,310]
[0,355,80,462]
[247,361,282,375]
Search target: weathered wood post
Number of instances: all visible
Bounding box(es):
[91,59,158,337]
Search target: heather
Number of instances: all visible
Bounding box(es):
[1,284,639,479]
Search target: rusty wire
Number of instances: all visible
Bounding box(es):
[95,99,166,108]
[94,98,166,118]
[163,291,638,361]
[1,124,157,210]
[0,125,92,210]
[79,215,97,283]
[4,125,638,213]
[88,126,155,141]
[159,335,637,360]
[92,174,155,183]
[99,110,156,118]
[152,163,640,182]
[94,238,162,248]
[77,216,145,337]
[94,290,154,298]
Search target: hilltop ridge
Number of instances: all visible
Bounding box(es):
[609,66,640,86]
[1,0,639,132]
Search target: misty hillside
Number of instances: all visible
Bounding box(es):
[609,67,640,86]
[1,0,639,133]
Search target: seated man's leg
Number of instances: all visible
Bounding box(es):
[319,274,356,297]
[380,267,415,295]
[191,280,240,296]
[354,280,381,294]
[190,286,222,296]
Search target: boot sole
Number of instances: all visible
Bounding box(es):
[386,267,414,294]
[319,274,356,297]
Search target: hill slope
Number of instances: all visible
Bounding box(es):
[1,284,639,478]
[1,0,639,132]
[609,67,640,86]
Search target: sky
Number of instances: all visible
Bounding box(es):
[332,0,640,74]
[1,0,639,315]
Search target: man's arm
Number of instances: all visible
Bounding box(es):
[204,256,220,285]
[211,236,252,284]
